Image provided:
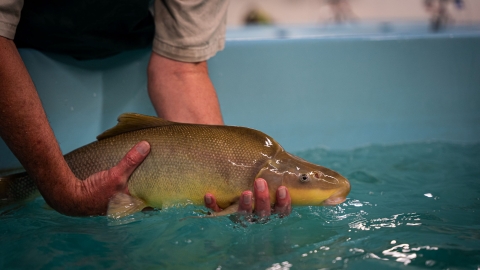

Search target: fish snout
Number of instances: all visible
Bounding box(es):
[322,180,351,206]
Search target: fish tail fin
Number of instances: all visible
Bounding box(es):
[0,172,38,206]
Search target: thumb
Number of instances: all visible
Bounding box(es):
[108,141,151,187]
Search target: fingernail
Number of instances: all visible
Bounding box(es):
[278,187,286,199]
[243,192,252,204]
[205,196,212,205]
[136,142,149,155]
[255,179,266,192]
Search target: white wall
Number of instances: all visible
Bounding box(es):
[227,0,480,26]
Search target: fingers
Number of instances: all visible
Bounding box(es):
[108,141,150,190]
[204,191,253,214]
[253,178,271,217]
[274,186,291,217]
[253,179,291,218]
[204,193,222,212]
[206,178,292,220]
[68,141,150,216]
[238,191,253,213]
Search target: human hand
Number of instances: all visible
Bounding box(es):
[204,178,291,219]
[50,141,150,216]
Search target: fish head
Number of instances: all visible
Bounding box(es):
[258,151,351,206]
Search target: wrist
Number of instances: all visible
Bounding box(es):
[147,52,224,125]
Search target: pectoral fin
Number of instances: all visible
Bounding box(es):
[107,193,148,220]
[180,201,241,222]
[209,201,240,217]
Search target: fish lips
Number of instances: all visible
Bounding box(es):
[321,181,351,206]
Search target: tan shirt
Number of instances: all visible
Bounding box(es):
[0,0,229,62]
[0,0,22,40]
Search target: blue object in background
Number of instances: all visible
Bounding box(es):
[212,25,480,152]
[0,22,479,170]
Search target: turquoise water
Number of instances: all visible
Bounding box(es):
[1,142,479,269]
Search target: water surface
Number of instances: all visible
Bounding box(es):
[1,142,479,269]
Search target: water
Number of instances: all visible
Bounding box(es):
[1,142,479,269]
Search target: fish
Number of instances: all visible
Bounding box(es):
[0,113,350,219]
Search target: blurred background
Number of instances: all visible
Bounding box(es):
[2,0,479,169]
[226,0,479,30]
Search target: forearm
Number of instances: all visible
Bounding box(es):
[0,37,151,216]
[147,52,224,125]
[0,37,75,208]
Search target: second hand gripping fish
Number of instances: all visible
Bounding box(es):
[3,113,351,219]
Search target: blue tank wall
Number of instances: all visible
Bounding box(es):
[1,23,479,170]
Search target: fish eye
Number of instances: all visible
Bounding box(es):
[300,173,309,183]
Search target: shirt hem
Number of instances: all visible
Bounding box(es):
[152,36,225,62]
[0,21,16,39]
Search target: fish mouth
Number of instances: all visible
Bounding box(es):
[322,181,351,206]
[322,195,347,206]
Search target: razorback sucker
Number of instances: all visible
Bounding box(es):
[0,113,351,219]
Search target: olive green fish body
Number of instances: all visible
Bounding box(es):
[1,114,351,216]
[65,121,280,209]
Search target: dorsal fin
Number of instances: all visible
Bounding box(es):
[97,113,174,140]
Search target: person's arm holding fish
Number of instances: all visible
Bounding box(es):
[0,36,151,216]
[146,1,228,125]
[149,1,293,218]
